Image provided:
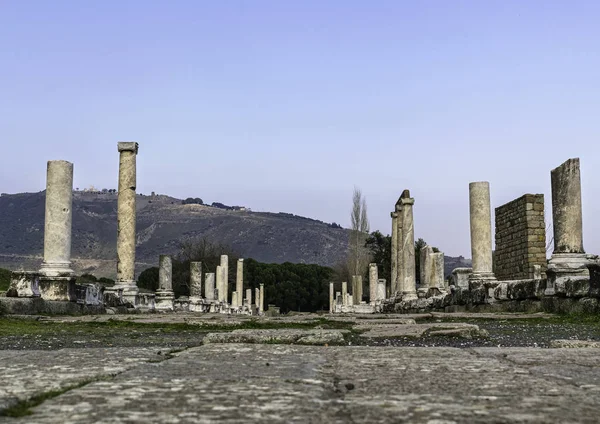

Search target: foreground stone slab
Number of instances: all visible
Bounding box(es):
[357,322,487,339]
[5,345,600,423]
[0,347,166,412]
[203,329,349,345]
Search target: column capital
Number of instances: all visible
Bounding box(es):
[400,197,415,206]
[118,142,139,154]
[391,211,398,218]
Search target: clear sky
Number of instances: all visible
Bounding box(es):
[1,1,599,257]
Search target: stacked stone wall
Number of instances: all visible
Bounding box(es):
[494,194,547,280]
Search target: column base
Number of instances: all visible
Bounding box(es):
[39,275,76,301]
[546,253,599,296]
[39,262,74,278]
[469,272,497,283]
[402,291,418,301]
[104,282,139,307]
[155,290,175,311]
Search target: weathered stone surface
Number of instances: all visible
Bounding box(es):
[116,142,138,286]
[7,344,600,423]
[550,339,600,348]
[158,255,172,291]
[495,194,547,280]
[357,322,485,339]
[220,255,229,303]
[390,211,398,295]
[551,158,584,254]
[236,259,243,306]
[6,272,40,298]
[400,191,416,300]
[204,272,216,300]
[189,261,202,298]
[39,160,74,279]
[469,182,495,280]
[341,281,348,306]
[451,267,472,290]
[203,329,348,345]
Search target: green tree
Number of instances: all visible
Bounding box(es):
[364,230,391,286]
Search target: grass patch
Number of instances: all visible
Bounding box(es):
[0,379,98,417]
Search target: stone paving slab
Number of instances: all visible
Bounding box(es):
[356,322,486,338]
[0,347,166,412]
[3,345,600,423]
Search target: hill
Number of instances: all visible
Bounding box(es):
[0,191,470,279]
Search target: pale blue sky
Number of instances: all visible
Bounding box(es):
[1,1,599,257]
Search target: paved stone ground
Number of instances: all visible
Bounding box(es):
[2,312,600,422]
[1,344,600,423]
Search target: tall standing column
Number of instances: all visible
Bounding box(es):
[38,160,75,301]
[369,263,378,304]
[551,158,584,254]
[116,142,139,299]
[329,282,334,313]
[220,255,229,303]
[246,288,252,308]
[205,272,216,300]
[390,211,398,294]
[190,261,202,298]
[342,281,348,306]
[432,252,446,293]
[40,160,74,277]
[401,192,417,299]
[419,245,434,294]
[259,283,264,314]
[469,182,496,280]
[156,255,174,311]
[236,259,244,306]
[396,202,405,296]
[216,265,224,302]
[255,288,260,309]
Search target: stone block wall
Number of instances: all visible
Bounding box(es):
[494,194,547,280]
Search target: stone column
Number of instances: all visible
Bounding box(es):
[246,288,252,308]
[469,182,496,281]
[390,211,398,294]
[329,282,335,313]
[236,259,244,306]
[432,252,446,293]
[216,265,224,302]
[255,288,260,308]
[377,279,386,301]
[156,255,174,310]
[205,272,216,300]
[401,192,417,300]
[547,158,597,295]
[115,142,139,300]
[396,202,405,296]
[369,263,378,304]
[189,262,202,298]
[551,158,584,254]
[259,283,264,313]
[220,255,229,303]
[40,160,74,277]
[419,245,433,294]
[342,281,348,306]
[232,292,238,308]
[38,160,75,301]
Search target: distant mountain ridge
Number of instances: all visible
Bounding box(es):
[0,191,470,278]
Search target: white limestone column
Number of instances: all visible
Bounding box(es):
[396,203,405,295]
[216,265,224,302]
[469,182,495,280]
[231,292,238,308]
[401,194,417,299]
[390,211,398,294]
[155,254,174,311]
[432,252,446,292]
[246,288,252,308]
[369,263,378,304]
[419,245,434,291]
[255,288,260,308]
[259,283,264,313]
[342,281,348,306]
[220,255,229,303]
[329,282,334,313]
[190,261,202,298]
[377,279,386,301]
[116,142,139,296]
[40,160,74,277]
[205,272,216,300]
[236,259,244,306]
